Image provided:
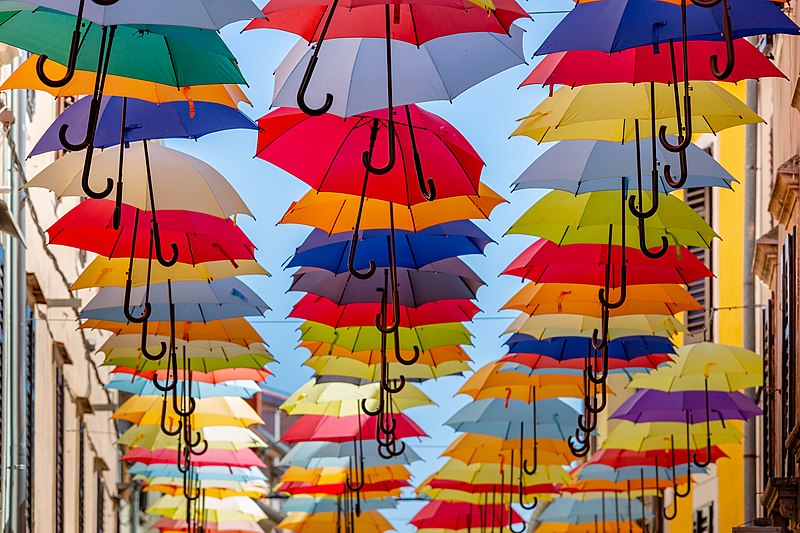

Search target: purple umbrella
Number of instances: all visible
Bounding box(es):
[610,388,761,424]
[30,95,257,156]
[288,258,484,307]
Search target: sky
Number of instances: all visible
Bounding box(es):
[166,3,574,530]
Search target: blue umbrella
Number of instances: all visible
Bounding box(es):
[30,95,257,156]
[282,497,397,514]
[504,335,675,361]
[129,463,266,482]
[279,441,422,469]
[578,464,707,483]
[105,375,260,399]
[539,496,653,523]
[80,278,269,323]
[287,220,494,273]
[536,0,799,56]
[445,398,581,440]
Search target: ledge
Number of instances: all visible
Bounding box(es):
[762,476,799,528]
[755,227,780,287]
[769,157,800,229]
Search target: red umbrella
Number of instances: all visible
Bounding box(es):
[411,501,524,529]
[247,0,526,45]
[423,479,561,495]
[522,38,785,90]
[122,447,266,468]
[289,294,480,328]
[500,353,672,372]
[276,479,410,496]
[280,413,427,443]
[153,518,262,533]
[256,106,484,205]
[47,199,256,265]
[112,366,271,384]
[503,240,713,287]
[587,447,729,470]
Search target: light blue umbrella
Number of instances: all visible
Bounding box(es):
[80,278,269,323]
[539,495,653,523]
[105,375,261,399]
[445,398,581,440]
[129,463,266,482]
[512,139,737,194]
[282,497,397,514]
[578,464,707,483]
[279,441,422,469]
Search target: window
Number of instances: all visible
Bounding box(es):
[762,300,775,489]
[0,245,5,507]
[693,502,714,533]
[23,304,35,532]
[55,365,65,533]
[684,187,714,343]
[96,475,105,533]
[780,230,796,477]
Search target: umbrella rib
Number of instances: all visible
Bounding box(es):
[318,117,373,194]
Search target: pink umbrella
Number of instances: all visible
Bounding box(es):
[122,447,266,469]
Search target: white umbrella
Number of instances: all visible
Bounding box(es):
[273,26,526,117]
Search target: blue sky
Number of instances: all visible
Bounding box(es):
[166,3,572,530]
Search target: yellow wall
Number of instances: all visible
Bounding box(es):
[669,82,747,532]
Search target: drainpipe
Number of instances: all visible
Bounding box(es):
[742,63,759,524]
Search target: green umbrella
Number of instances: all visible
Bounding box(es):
[102,353,273,372]
[298,321,473,352]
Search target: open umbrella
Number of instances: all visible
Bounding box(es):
[280,441,422,468]
[411,501,524,530]
[123,447,266,469]
[278,511,393,533]
[305,356,469,381]
[118,425,267,452]
[106,375,261,399]
[280,413,427,443]
[443,434,573,467]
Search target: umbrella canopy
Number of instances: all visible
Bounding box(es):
[281,497,396,514]
[279,464,410,485]
[503,282,700,318]
[539,495,652,523]
[504,240,713,287]
[612,389,762,423]
[257,105,483,204]
[280,413,427,443]
[305,355,469,380]
[505,334,675,360]
[512,139,736,194]
[512,82,763,143]
[290,258,484,306]
[106,375,261,399]
[279,441,422,468]
[0,11,246,86]
[299,340,470,365]
[458,362,591,401]
[500,352,671,373]
[291,294,480,329]
[628,342,762,391]
[298,321,472,352]
[445,398,580,440]
[81,278,268,323]
[603,420,742,452]
[123,447,265,468]
[113,366,270,384]
[505,314,685,340]
[113,395,264,429]
[248,0,526,43]
[47,200,256,265]
[508,190,717,250]
[587,447,729,470]
[84,317,264,347]
[118,425,266,451]
[26,143,252,217]
[420,459,573,487]
[153,518,264,533]
[575,464,704,483]
[133,464,266,483]
[281,380,432,415]
[443,434,573,466]
[2,55,250,106]
[535,0,799,55]
[525,39,785,88]
[280,183,506,233]
[10,0,263,28]
[288,221,493,272]
[147,496,267,522]
[270,28,525,116]
[277,511,393,533]
[411,501,524,530]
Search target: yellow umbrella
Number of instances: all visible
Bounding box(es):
[443,434,574,467]
[299,341,470,365]
[2,55,250,107]
[278,511,394,533]
[458,362,596,400]
[100,335,272,361]
[72,256,267,290]
[504,313,686,340]
[144,483,268,499]
[82,317,264,347]
[305,356,469,380]
[512,81,763,143]
[602,420,742,452]
[503,282,700,318]
[279,465,411,485]
[113,396,264,429]
[536,524,643,533]
[419,459,572,487]
[628,342,762,392]
[118,425,267,451]
[147,495,267,522]
[281,381,433,416]
[280,183,506,234]
[25,143,252,218]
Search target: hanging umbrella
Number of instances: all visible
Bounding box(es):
[84,317,264,347]
[539,495,652,523]
[500,352,670,373]
[280,412,426,443]
[445,398,580,440]
[280,441,422,468]
[281,380,432,415]
[411,501,524,530]
[288,221,493,273]
[111,366,271,385]
[147,496,267,522]
[458,362,591,401]
[443,434,573,467]
[421,459,573,487]
[118,425,267,451]
[279,464,410,486]
[505,334,675,359]
[269,28,525,117]
[123,447,266,468]
[280,183,506,234]
[503,240,712,287]
[504,314,685,340]
[153,517,264,531]
[113,395,263,428]
[132,464,266,483]
[305,356,469,380]
[2,55,249,107]
[298,321,472,352]
[299,340,470,365]
[100,335,272,362]
[503,282,700,318]
[603,420,742,452]
[589,448,729,470]
[277,511,393,533]
[537,524,643,533]
[106,375,261,399]
[282,497,396,514]
[106,354,272,373]
[612,389,761,424]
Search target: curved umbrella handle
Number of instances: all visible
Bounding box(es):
[404,105,436,201]
[708,0,735,80]
[140,318,167,361]
[362,116,395,175]
[348,119,381,279]
[382,374,405,394]
[598,222,627,309]
[112,97,129,230]
[360,396,382,417]
[658,94,693,153]
[151,346,178,393]
[637,217,669,259]
[663,149,689,189]
[396,345,420,366]
[159,391,182,436]
[585,382,608,414]
[628,170,661,220]
[568,430,591,458]
[296,0,338,115]
[591,307,610,350]
[123,278,151,323]
[35,0,97,87]
[152,221,179,267]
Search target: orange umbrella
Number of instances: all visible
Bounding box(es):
[81,317,263,347]
[443,434,574,466]
[299,341,471,366]
[458,362,598,401]
[503,282,701,318]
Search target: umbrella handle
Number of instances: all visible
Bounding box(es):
[395,345,420,366]
[663,149,688,189]
[568,431,591,458]
[673,433,693,498]
[348,121,380,280]
[709,0,735,79]
[360,396,382,417]
[658,95,693,153]
[591,307,610,350]
[151,345,178,392]
[140,317,168,361]
[112,97,128,231]
[35,0,100,87]
[295,0,338,116]
[123,279,151,323]
[404,105,437,202]
[151,221,179,267]
[636,217,669,259]
[159,390,183,436]
[362,115,396,175]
